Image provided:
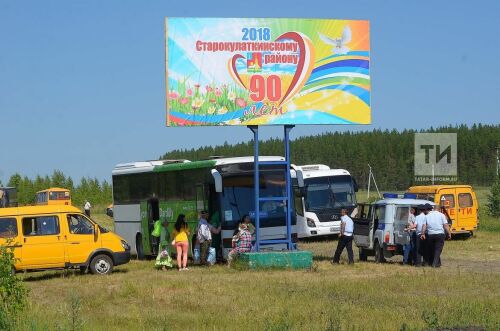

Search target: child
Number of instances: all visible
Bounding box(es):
[155,220,173,270]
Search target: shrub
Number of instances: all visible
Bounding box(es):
[0,239,28,329]
[487,180,500,217]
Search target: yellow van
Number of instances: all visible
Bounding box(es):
[406,185,478,236]
[0,205,130,275]
[36,188,71,206]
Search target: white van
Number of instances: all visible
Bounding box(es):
[352,197,435,262]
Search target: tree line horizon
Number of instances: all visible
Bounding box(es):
[3,124,498,207]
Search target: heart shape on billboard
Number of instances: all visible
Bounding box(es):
[228,32,314,106]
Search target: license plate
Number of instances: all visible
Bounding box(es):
[330,227,336,232]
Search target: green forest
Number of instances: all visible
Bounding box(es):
[161,124,500,190]
[3,124,498,207]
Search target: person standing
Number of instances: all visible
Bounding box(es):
[403,208,417,265]
[84,200,92,217]
[414,205,427,266]
[155,219,173,271]
[196,210,221,265]
[332,208,354,264]
[172,214,190,271]
[421,204,451,268]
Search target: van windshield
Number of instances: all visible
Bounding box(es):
[304,175,356,211]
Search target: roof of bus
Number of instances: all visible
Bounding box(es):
[301,169,351,179]
[0,205,81,217]
[113,156,285,175]
[36,187,70,193]
[407,185,473,194]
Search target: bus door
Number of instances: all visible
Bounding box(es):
[456,191,475,231]
[195,184,206,213]
[438,188,456,228]
[147,198,159,255]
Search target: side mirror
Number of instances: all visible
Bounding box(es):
[296,169,304,188]
[352,177,359,192]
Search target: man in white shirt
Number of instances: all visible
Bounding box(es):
[421,204,451,267]
[84,200,92,217]
[196,210,221,265]
[332,208,354,264]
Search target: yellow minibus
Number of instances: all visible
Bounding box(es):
[36,188,71,206]
[406,185,478,236]
[0,205,130,274]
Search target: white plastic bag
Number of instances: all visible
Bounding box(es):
[207,247,216,265]
[193,248,201,264]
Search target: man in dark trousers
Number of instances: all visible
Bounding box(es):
[421,204,451,267]
[332,208,354,264]
[414,205,427,266]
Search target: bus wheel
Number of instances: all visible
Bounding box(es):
[359,248,368,262]
[136,234,145,260]
[89,254,114,275]
[374,241,385,264]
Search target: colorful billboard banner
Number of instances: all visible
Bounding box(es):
[166,18,370,126]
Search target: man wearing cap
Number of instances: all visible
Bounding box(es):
[332,208,354,264]
[196,210,221,265]
[421,204,451,268]
[414,205,428,266]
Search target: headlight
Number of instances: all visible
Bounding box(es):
[121,240,130,250]
[306,218,316,228]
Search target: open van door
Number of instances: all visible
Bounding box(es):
[393,206,410,246]
[353,204,374,249]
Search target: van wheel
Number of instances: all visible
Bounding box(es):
[89,254,113,275]
[136,234,145,260]
[359,248,368,261]
[374,242,386,264]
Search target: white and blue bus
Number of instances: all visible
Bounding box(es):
[292,164,358,238]
[112,156,297,260]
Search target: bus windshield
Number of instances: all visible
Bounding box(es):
[221,173,290,227]
[304,175,356,211]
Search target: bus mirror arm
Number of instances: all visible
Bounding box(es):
[211,170,223,193]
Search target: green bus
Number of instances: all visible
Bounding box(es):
[112,156,297,260]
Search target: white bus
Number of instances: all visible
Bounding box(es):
[291,164,358,238]
[112,156,296,259]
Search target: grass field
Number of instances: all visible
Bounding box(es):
[12,188,500,330]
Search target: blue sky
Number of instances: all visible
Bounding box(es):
[1,0,499,183]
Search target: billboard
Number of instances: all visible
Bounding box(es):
[166,18,370,126]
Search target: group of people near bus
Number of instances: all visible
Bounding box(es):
[333,203,451,267]
[152,210,255,271]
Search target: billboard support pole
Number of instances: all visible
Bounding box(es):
[284,125,294,249]
[247,125,295,252]
[248,125,260,252]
